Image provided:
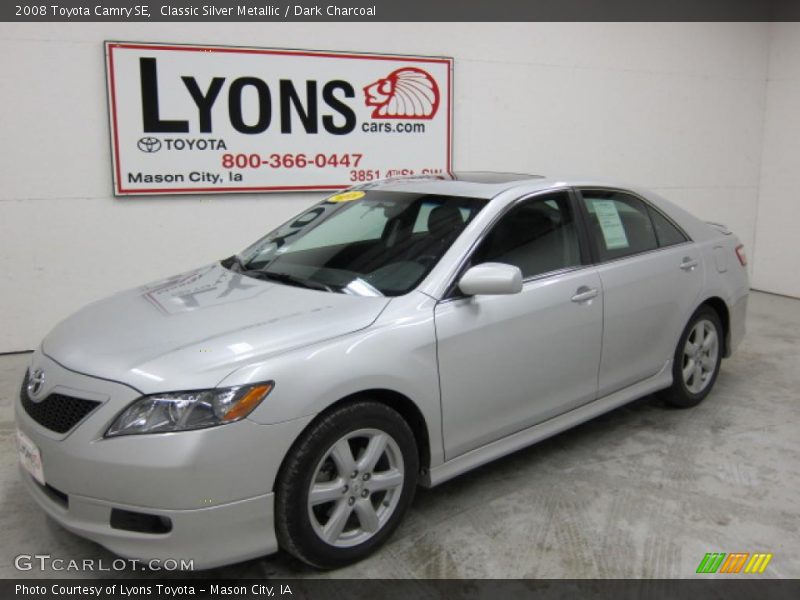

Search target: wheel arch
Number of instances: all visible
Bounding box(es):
[274,388,432,490]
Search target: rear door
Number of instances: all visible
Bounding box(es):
[577,189,704,397]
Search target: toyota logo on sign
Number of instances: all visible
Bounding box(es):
[137,137,162,153]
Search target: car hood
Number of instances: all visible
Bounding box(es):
[42,264,391,393]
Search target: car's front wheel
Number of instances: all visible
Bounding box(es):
[275,400,418,569]
[660,305,723,408]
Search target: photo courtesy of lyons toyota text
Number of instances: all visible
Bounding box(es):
[1,1,799,595]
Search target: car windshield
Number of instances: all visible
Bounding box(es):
[229,190,487,296]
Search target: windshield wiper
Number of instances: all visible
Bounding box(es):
[243,270,336,293]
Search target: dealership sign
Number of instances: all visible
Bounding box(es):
[104,42,453,195]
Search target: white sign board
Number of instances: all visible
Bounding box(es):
[105,42,453,196]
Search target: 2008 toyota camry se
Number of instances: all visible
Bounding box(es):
[16,173,748,569]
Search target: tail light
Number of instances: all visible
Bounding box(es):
[735,244,747,267]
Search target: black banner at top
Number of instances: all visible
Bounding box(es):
[4,0,800,22]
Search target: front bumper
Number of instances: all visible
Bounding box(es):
[20,469,276,569]
[14,351,314,569]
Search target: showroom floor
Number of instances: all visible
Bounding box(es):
[0,290,798,579]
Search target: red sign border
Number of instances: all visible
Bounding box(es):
[105,41,454,196]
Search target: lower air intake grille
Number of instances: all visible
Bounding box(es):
[21,376,101,434]
[110,509,173,534]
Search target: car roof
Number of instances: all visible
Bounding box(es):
[362,171,639,199]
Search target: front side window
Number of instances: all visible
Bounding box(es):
[233,191,487,296]
[580,190,658,261]
[472,192,581,278]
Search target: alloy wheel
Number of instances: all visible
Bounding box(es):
[681,318,719,394]
[307,428,405,548]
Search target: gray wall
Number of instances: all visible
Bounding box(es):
[0,23,778,351]
[753,23,800,298]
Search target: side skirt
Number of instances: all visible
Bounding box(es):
[421,359,673,488]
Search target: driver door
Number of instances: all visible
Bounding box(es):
[434,191,603,459]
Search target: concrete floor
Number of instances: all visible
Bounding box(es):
[0,290,798,579]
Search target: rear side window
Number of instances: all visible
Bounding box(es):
[581,191,658,261]
[648,206,688,247]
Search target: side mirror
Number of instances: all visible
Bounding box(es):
[458,263,523,296]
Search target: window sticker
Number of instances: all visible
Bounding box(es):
[592,200,629,250]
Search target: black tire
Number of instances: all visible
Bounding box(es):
[659,305,723,408]
[275,400,418,569]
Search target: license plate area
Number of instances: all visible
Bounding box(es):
[17,429,45,485]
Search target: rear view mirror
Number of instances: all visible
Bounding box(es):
[458,263,523,296]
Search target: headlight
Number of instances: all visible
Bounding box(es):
[105,382,274,437]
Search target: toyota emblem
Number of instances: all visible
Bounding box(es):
[27,369,45,398]
[137,137,162,153]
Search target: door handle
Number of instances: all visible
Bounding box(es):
[571,286,599,303]
[680,257,699,271]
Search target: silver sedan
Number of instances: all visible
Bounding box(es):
[15,173,748,569]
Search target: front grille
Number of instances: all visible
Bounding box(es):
[20,375,102,434]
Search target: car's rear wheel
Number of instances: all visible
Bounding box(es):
[660,306,723,408]
[275,401,418,569]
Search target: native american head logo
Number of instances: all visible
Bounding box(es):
[363,67,440,119]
